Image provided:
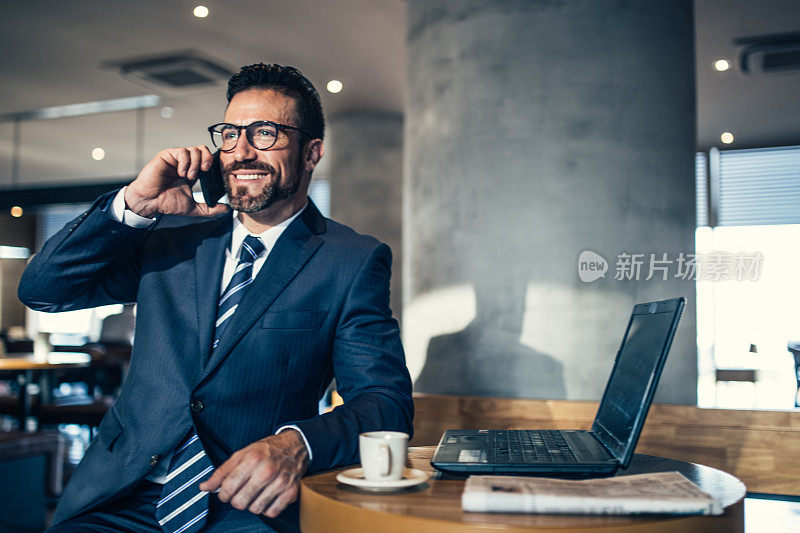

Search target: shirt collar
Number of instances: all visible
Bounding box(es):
[229,201,307,259]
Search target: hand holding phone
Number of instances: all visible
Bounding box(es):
[124,145,229,218]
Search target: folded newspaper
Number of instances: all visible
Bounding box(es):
[461,471,723,515]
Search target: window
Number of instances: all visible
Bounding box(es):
[696,145,800,409]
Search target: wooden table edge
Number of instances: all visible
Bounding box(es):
[300,446,746,533]
[300,483,743,533]
[0,358,90,370]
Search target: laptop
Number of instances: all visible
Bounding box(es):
[431,297,685,476]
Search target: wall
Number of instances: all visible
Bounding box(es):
[404,0,698,403]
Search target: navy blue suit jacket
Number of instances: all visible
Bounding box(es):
[18,192,413,527]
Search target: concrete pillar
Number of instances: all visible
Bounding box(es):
[405,0,697,403]
[327,112,404,318]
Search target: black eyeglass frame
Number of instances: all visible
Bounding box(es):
[207,120,312,152]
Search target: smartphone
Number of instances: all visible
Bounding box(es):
[198,150,225,207]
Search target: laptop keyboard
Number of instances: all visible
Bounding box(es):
[492,430,577,463]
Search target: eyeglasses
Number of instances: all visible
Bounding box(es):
[207,120,311,152]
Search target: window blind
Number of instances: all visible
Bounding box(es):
[696,152,709,227]
[714,145,800,226]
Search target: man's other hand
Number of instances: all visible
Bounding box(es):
[124,145,229,218]
[199,429,309,518]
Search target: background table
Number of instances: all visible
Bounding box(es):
[0,353,90,430]
[301,446,745,533]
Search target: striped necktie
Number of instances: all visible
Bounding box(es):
[212,235,265,350]
[155,235,264,533]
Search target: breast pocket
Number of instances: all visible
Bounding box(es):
[261,310,328,330]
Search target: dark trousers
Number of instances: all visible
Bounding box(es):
[47,480,281,532]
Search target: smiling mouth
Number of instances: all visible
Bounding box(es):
[232,173,270,181]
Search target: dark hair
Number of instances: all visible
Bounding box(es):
[226,63,325,141]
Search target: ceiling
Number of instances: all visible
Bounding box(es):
[0,0,405,187]
[0,0,797,189]
[695,0,800,151]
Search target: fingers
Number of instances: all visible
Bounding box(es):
[202,450,260,505]
[199,145,215,171]
[230,469,298,517]
[128,145,217,217]
[263,481,299,518]
[217,465,254,507]
[199,451,239,493]
[174,149,190,179]
[246,476,282,515]
[229,460,278,511]
[179,146,205,180]
[203,437,307,518]
[163,146,210,180]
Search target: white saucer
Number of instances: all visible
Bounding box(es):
[336,467,429,491]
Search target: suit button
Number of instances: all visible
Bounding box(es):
[149,454,161,466]
[191,400,205,413]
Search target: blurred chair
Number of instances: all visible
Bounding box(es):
[0,430,64,532]
[35,398,111,429]
[0,344,127,431]
[0,335,33,354]
[2,306,133,430]
[34,345,121,430]
[82,303,135,398]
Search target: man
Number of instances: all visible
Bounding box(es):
[19,63,413,532]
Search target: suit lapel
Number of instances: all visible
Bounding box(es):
[198,201,326,385]
[194,214,233,372]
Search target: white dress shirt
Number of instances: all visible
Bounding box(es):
[111,187,313,482]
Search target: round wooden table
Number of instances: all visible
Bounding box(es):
[300,446,745,533]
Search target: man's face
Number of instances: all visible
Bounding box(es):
[219,88,306,213]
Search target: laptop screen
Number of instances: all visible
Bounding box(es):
[591,300,683,465]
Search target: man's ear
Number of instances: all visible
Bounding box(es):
[304,139,324,173]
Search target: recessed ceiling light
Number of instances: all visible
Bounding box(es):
[92,147,106,160]
[720,132,734,144]
[713,59,731,72]
[10,206,23,217]
[326,80,343,94]
[193,5,209,18]
[161,106,174,118]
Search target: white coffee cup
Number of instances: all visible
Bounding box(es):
[359,431,409,482]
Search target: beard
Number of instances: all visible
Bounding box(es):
[222,159,301,213]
